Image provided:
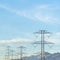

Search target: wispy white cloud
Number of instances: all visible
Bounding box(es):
[24,4,59,23]
[0,46,6,50]
[0,4,24,16]
[55,32,60,35]
[0,4,59,24]
[47,32,60,44]
[48,38,59,44]
[0,36,57,44]
[0,38,34,44]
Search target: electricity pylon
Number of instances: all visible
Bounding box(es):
[10,49,14,60]
[18,46,26,60]
[6,46,10,60]
[5,55,8,60]
[33,30,53,60]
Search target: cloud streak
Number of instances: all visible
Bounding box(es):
[0,4,24,16]
[0,4,59,24]
[0,38,34,44]
[0,31,60,44]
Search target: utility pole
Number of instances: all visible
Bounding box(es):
[33,30,53,60]
[18,46,25,60]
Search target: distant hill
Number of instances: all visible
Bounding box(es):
[23,52,60,60]
[12,52,60,60]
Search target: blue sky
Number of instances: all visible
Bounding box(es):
[0,0,60,60]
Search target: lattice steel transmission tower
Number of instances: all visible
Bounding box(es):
[10,49,14,60]
[33,30,53,60]
[18,46,26,60]
[7,46,10,60]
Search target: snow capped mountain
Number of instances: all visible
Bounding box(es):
[12,52,60,60]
